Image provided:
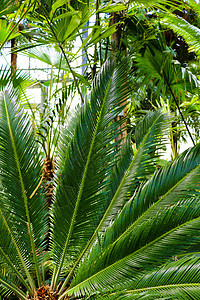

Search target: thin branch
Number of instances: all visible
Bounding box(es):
[167,83,195,146]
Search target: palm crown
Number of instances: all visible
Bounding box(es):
[1,60,200,299]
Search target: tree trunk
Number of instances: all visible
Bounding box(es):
[111,12,127,142]
[11,38,17,73]
[43,155,54,207]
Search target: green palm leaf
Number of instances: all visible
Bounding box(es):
[135,44,199,103]
[70,109,170,273]
[0,0,17,17]
[161,14,200,57]
[65,141,200,298]
[100,285,200,299]
[50,59,130,289]
[0,89,48,291]
[0,211,33,294]
[100,143,200,261]
[67,200,200,298]
[104,256,200,298]
[89,109,170,240]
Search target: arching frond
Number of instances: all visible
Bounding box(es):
[161,14,200,57]
[66,142,200,298]
[0,88,48,291]
[50,59,131,289]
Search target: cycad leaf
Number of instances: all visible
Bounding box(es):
[101,143,200,259]
[108,256,200,299]
[0,211,33,293]
[68,200,200,297]
[77,110,170,256]
[67,143,200,297]
[51,60,130,286]
[0,89,48,287]
[135,109,168,148]
[100,285,200,300]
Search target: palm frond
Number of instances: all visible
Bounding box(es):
[129,256,200,289]
[91,110,170,239]
[0,67,32,96]
[99,284,200,299]
[105,255,200,299]
[0,0,17,17]
[50,59,131,289]
[0,88,48,289]
[102,143,200,254]
[135,44,199,102]
[131,0,183,12]
[65,141,200,297]
[66,110,171,292]
[22,46,70,70]
[161,14,200,57]
[0,278,27,300]
[0,211,33,294]
[67,198,200,298]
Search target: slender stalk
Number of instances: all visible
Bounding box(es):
[104,37,109,62]
[170,121,178,159]
[92,0,100,79]
[96,0,102,66]
[92,43,98,79]
[79,29,91,75]
[51,54,63,157]
[167,83,195,146]
[47,65,54,158]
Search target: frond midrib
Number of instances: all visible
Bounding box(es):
[110,282,200,296]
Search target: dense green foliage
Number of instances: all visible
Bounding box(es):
[1,0,200,299]
[0,60,200,299]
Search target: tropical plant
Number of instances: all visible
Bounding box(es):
[1,60,200,299]
[130,28,200,157]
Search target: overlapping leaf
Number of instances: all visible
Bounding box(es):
[67,140,200,297]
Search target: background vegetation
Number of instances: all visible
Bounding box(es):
[0,0,200,299]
